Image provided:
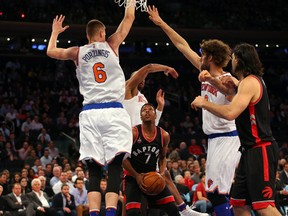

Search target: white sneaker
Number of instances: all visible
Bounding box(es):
[180,205,209,216]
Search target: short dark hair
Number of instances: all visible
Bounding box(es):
[140,103,156,114]
[61,183,69,190]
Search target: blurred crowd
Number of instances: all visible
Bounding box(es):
[0,0,288,30]
[0,0,288,213]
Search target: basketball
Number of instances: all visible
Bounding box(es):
[142,171,165,195]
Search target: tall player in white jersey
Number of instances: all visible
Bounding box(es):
[148,6,241,216]
[46,2,135,216]
[123,64,209,216]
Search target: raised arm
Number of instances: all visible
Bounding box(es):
[147,5,201,70]
[47,15,78,61]
[125,63,178,99]
[108,0,136,55]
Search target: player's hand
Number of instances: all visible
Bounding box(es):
[191,96,205,111]
[220,76,237,91]
[156,89,165,108]
[52,15,69,34]
[147,5,163,26]
[198,70,212,82]
[164,67,178,78]
[136,173,147,192]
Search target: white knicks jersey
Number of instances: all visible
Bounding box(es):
[123,91,162,126]
[123,91,148,126]
[76,42,125,105]
[201,73,237,135]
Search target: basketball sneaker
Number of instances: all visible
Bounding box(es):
[180,205,209,216]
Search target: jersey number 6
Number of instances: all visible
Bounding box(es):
[93,62,107,83]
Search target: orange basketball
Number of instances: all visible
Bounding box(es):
[142,171,165,196]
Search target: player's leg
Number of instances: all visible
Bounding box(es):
[206,136,241,216]
[163,170,208,216]
[87,160,103,216]
[106,154,126,216]
[125,176,143,216]
[250,142,281,216]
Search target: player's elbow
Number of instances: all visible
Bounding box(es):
[125,13,135,23]
[224,112,237,121]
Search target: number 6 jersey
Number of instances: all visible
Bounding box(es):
[76,41,125,105]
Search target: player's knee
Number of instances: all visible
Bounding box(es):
[207,193,228,206]
[126,208,141,216]
[106,154,125,193]
[87,160,102,192]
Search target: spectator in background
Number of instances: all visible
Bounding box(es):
[183,170,194,191]
[188,139,203,159]
[178,141,192,161]
[37,128,51,147]
[38,175,54,199]
[191,162,201,184]
[279,162,288,185]
[0,172,9,195]
[174,175,191,205]
[192,173,212,214]
[52,183,77,216]
[5,182,35,216]
[40,149,53,168]
[27,178,57,216]
[19,177,31,195]
[52,171,74,194]
[169,160,182,181]
[24,149,38,167]
[21,117,32,132]
[71,178,89,216]
[45,141,59,159]
[50,166,61,187]
[35,143,44,158]
[18,141,32,160]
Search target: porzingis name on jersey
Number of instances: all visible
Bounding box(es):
[82,49,110,62]
[202,83,218,96]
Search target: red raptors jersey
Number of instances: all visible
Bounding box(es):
[128,125,164,174]
[235,75,274,147]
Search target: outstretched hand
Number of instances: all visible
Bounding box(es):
[52,15,69,34]
[156,89,165,108]
[164,67,179,78]
[147,5,163,26]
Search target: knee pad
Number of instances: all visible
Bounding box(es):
[106,154,124,193]
[207,193,228,206]
[87,160,102,192]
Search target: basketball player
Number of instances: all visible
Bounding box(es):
[123,103,180,216]
[148,6,241,216]
[191,43,281,216]
[123,63,178,126]
[46,1,135,216]
[123,64,208,216]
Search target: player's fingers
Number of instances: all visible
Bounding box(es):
[63,25,70,31]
